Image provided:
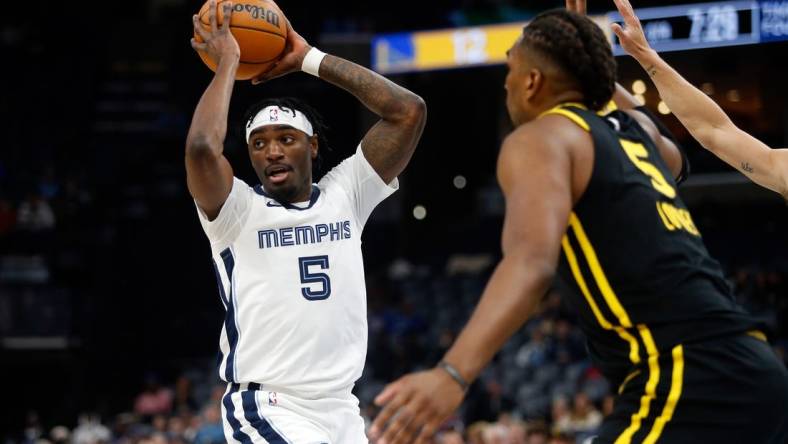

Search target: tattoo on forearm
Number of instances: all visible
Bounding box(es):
[320,55,416,119]
[741,162,754,173]
[645,65,658,77]
[319,55,424,180]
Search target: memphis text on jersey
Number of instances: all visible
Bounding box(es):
[258,221,352,249]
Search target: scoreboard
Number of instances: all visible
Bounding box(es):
[761,0,788,41]
[372,0,788,74]
[608,1,759,54]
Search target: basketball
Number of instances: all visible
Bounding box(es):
[194,0,288,80]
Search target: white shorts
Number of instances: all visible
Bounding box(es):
[220,382,368,444]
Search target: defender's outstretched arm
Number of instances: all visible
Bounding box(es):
[613,0,788,198]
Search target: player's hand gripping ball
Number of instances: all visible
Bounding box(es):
[194,0,288,80]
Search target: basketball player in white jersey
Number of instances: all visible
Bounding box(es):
[187,2,426,442]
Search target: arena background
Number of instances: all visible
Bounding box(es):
[1,0,787,443]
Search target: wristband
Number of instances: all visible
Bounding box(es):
[438,360,469,392]
[301,47,327,77]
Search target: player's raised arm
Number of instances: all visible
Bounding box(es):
[317,53,426,184]
[252,5,426,184]
[185,1,238,220]
[612,0,788,198]
[565,0,686,180]
[369,122,575,444]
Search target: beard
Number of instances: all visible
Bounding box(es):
[267,183,302,204]
[261,171,312,204]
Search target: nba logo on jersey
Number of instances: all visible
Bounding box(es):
[268,391,278,406]
[269,108,279,122]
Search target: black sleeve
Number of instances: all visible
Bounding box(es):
[635,105,691,185]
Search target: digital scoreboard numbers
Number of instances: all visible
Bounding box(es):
[372,1,788,74]
[608,1,759,54]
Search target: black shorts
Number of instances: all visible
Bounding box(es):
[594,332,788,444]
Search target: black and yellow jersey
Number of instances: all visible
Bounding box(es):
[547,104,762,385]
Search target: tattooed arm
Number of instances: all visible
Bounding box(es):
[317,56,426,183]
[612,0,788,197]
[253,7,426,183]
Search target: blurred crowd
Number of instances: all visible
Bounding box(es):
[10,258,787,444]
[1,153,786,444]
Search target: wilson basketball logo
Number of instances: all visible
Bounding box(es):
[232,3,280,27]
[194,0,288,79]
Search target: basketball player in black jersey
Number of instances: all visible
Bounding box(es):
[369,3,788,443]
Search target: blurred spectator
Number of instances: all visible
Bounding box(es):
[192,404,224,444]
[134,377,173,417]
[515,321,552,369]
[71,414,111,444]
[16,194,55,231]
[466,421,489,444]
[509,420,528,444]
[552,318,585,366]
[437,429,465,444]
[525,421,549,444]
[550,396,571,436]
[482,422,509,444]
[22,411,43,444]
[601,394,615,417]
[109,413,137,442]
[151,415,167,433]
[548,433,574,444]
[167,414,188,441]
[141,433,168,444]
[173,375,199,413]
[566,393,602,436]
[49,425,70,444]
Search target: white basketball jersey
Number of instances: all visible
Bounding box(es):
[196,146,397,398]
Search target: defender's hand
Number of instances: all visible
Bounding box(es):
[191,0,240,64]
[565,0,587,15]
[369,368,465,444]
[252,2,312,85]
[611,0,655,61]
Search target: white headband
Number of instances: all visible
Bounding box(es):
[245,106,315,142]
